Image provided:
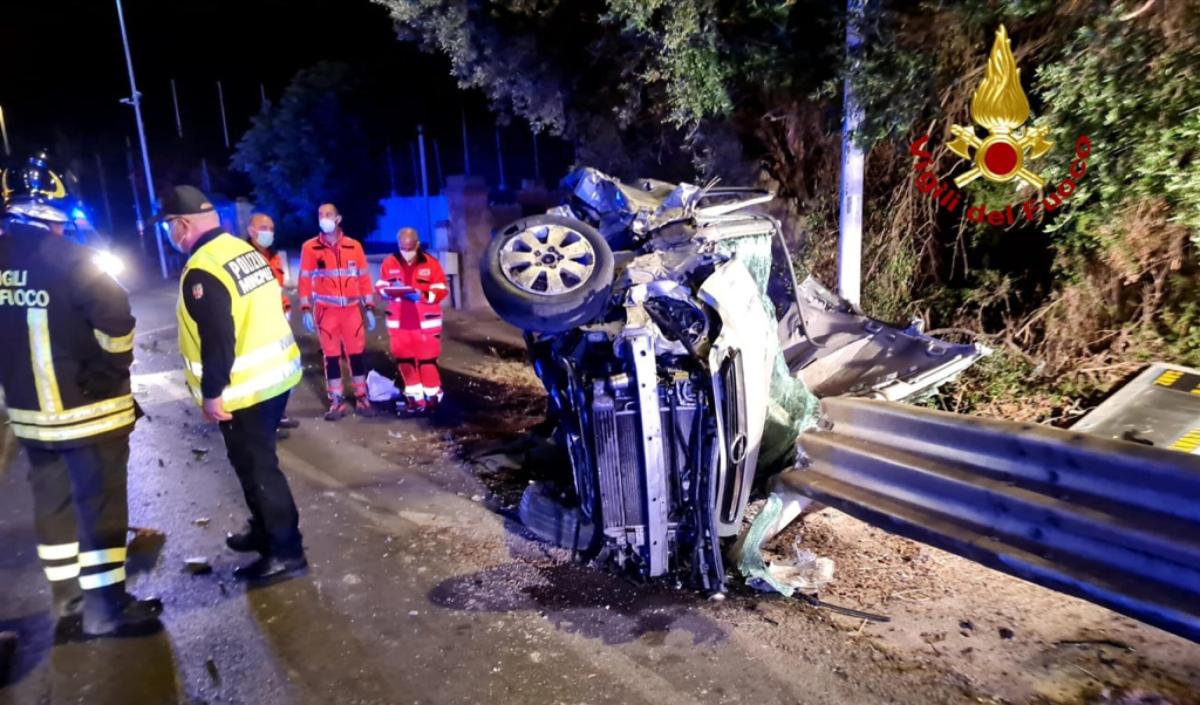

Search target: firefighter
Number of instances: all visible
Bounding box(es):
[245,213,300,438]
[0,152,162,639]
[163,185,308,582]
[376,227,448,414]
[298,203,377,420]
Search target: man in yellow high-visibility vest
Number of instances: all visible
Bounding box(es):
[161,185,307,583]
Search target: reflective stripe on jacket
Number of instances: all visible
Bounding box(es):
[178,233,302,412]
[376,251,447,335]
[0,222,138,448]
[297,233,374,311]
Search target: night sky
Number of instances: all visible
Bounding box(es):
[0,0,567,238]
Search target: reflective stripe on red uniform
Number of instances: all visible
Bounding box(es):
[297,233,374,311]
[376,252,447,335]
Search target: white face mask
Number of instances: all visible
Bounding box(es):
[400,248,417,262]
[254,229,275,249]
[319,217,338,234]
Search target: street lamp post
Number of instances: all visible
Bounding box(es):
[837,0,866,308]
[114,0,168,280]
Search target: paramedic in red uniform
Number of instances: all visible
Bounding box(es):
[376,227,448,414]
[297,203,377,420]
[246,213,300,436]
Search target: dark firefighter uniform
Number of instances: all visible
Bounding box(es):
[165,186,306,579]
[0,151,161,638]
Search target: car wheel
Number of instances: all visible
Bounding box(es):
[481,215,615,333]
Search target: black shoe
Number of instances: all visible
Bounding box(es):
[278,416,300,429]
[276,428,291,440]
[225,529,268,554]
[80,597,163,639]
[233,555,308,584]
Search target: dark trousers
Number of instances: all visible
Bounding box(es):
[26,435,130,605]
[219,391,303,558]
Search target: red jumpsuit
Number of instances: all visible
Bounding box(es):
[298,232,375,399]
[376,251,448,407]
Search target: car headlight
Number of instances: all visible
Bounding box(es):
[93,250,125,278]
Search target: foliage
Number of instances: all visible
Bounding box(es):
[231,62,382,244]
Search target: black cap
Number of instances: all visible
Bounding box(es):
[155,185,215,222]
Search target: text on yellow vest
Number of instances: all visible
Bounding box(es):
[177,232,301,411]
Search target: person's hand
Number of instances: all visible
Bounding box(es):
[302,310,315,333]
[202,397,233,423]
[404,290,422,302]
[365,309,377,331]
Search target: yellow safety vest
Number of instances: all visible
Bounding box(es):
[177,233,301,412]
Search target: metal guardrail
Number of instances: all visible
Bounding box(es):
[779,397,1200,643]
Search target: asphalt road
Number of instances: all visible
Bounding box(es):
[2,281,1198,705]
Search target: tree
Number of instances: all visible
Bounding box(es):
[231,62,383,244]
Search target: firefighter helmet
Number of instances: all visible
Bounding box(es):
[2,150,72,224]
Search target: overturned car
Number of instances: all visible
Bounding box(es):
[479,168,988,593]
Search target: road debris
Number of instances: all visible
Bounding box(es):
[185,557,213,575]
[367,370,400,402]
[738,494,834,597]
[193,517,211,527]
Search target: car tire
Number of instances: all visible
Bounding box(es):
[481,215,614,333]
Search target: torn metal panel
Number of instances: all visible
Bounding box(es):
[1072,363,1200,453]
[787,396,1200,643]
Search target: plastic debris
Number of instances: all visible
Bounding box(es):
[184,557,213,575]
[193,517,210,527]
[738,494,834,597]
[367,369,401,402]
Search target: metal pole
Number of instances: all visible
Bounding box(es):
[432,138,444,190]
[124,136,146,255]
[385,145,397,196]
[200,158,213,194]
[531,126,541,182]
[217,80,230,149]
[460,106,471,176]
[94,152,115,234]
[494,124,507,191]
[115,0,166,279]
[259,82,268,108]
[170,79,183,138]
[417,125,433,242]
[0,105,10,157]
[837,0,866,308]
[408,142,419,195]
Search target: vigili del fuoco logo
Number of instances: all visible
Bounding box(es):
[908,25,1092,226]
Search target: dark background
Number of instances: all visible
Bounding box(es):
[0,0,571,245]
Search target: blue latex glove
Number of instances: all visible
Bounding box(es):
[404,290,422,302]
[365,309,377,331]
[302,310,315,333]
